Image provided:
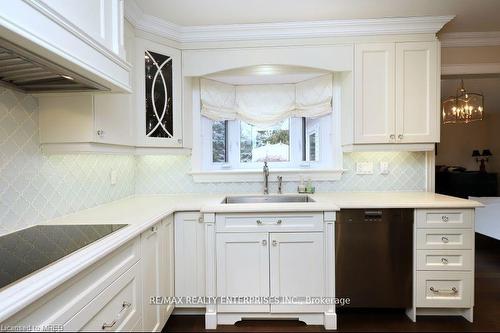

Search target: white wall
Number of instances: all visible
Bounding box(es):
[0,88,136,236]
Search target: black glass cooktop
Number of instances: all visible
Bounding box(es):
[0,224,127,290]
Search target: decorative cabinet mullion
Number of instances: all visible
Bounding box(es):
[136,38,183,147]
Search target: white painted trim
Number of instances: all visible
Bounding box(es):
[342,143,435,152]
[134,147,192,155]
[425,150,436,192]
[441,63,500,76]
[40,143,192,155]
[190,169,344,183]
[440,31,500,48]
[124,2,452,44]
[40,143,135,155]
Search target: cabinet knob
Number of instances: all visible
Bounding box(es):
[256,220,262,225]
[272,240,278,246]
[398,134,404,140]
[442,215,449,222]
[441,258,449,264]
[389,134,395,140]
[441,236,449,243]
[262,239,267,246]
[276,219,282,225]
[97,129,105,137]
[177,138,183,144]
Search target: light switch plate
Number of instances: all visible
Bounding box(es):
[380,161,390,175]
[356,162,373,175]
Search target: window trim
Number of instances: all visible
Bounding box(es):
[191,76,344,183]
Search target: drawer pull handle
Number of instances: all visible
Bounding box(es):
[276,219,282,225]
[441,236,449,243]
[272,240,278,246]
[430,287,458,294]
[262,239,267,246]
[442,216,449,222]
[257,220,263,224]
[102,301,131,329]
[441,258,449,264]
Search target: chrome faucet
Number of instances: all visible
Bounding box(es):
[263,161,269,194]
[277,176,283,194]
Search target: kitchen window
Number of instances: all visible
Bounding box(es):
[192,74,342,182]
[201,114,334,171]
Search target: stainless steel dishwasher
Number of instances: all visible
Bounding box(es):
[335,209,413,308]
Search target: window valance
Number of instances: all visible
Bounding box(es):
[200,74,333,126]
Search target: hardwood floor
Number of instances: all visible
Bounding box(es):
[163,233,500,332]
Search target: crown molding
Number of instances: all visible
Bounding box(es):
[124,1,452,44]
[440,31,500,48]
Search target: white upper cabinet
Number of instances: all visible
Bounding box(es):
[40,0,126,58]
[352,41,439,146]
[135,38,183,147]
[354,43,396,144]
[38,93,134,150]
[396,42,439,143]
[0,0,131,92]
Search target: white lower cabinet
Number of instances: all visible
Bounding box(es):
[174,212,205,307]
[216,233,270,313]
[270,233,324,313]
[64,262,142,331]
[141,217,174,332]
[2,216,175,332]
[207,212,336,330]
[414,209,475,322]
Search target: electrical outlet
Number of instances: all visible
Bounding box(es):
[356,162,373,175]
[380,161,390,175]
[110,170,117,185]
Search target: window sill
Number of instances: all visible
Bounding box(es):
[190,169,345,183]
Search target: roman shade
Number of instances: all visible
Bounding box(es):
[200,74,333,126]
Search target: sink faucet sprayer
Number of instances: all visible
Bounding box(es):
[263,161,269,194]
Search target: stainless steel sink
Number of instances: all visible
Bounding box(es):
[222,195,315,204]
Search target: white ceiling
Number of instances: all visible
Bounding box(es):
[134,0,500,33]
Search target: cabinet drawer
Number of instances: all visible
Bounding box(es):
[416,209,473,229]
[416,271,473,308]
[216,212,323,232]
[64,262,142,331]
[4,237,140,327]
[416,229,473,250]
[416,250,473,271]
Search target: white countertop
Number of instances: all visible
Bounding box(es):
[0,191,482,322]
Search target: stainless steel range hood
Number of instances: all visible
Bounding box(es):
[0,38,107,93]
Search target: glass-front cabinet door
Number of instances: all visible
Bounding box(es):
[135,38,182,147]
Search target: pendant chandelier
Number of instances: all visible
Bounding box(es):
[442,80,484,124]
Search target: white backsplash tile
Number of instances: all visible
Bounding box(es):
[135,151,426,194]
[0,88,135,236]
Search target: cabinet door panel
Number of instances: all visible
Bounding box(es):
[216,233,270,313]
[135,38,182,147]
[94,94,134,146]
[162,217,175,321]
[270,233,324,313]
[174,212,205,306]
[396,41,438,143]
[141,222,163,332]
[354,43,395,143]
